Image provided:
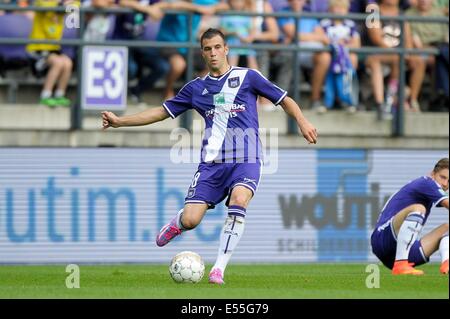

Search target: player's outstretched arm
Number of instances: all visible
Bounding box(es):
[102,106,170,130]
[280,96,318,145]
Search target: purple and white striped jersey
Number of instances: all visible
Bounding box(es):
[163,67,287,163]
[375,176,449,228]
[320,19,359,45]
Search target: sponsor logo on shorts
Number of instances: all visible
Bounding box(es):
[187,187,196,198]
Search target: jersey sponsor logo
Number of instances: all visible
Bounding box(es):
[206,93,247,118]
[202,88,209,96]
[205,104,247,118]
[228,77,240,88]
[213,92,226,105]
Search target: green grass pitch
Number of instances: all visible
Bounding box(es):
[0,264,447,299]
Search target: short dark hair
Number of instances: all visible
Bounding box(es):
[434,158,449,173]
[200,28,226,48]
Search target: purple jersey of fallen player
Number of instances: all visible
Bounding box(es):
[375,176,449,228]
[163,67,287,163]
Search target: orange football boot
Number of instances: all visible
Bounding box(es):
[440,260,448,275]
[392,260,424,275]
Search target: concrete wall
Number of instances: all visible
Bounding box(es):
[0,104,448,149]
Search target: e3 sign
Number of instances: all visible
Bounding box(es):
[82,46,128,110]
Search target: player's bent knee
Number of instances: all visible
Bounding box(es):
[180,217,199,230]
[180,210,203,230]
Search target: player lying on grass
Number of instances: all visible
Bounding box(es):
[102,28,318,284]
[371,158,449,275]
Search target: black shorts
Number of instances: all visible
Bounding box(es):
[29,50,63,77]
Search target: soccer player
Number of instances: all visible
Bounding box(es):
[371,158,449,275]
[102,28,318,284]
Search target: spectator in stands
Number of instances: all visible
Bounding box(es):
[220,0,258,69]
[320,0,360,113]
[409,0,449,14]
[83,0,116,42]
[0,0,34,19]
[26,0,79,108]
[433,0,449,15]
[365,0,426,120]
[113,0,169,106]
[275,0,330,111]
[306,0,413,13]
[406,0,449,111]
[156,0,229,100]
[251,0,279,76]
[251,0,280,111]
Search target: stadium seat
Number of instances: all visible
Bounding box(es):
[0,14,32,75]
[61,25,80,61]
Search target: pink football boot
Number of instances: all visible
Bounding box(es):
[156,218,182,247]
[208,268,225,285]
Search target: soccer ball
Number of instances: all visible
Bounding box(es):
[169,251,205,283]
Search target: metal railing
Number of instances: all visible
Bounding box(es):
[0,4,448,136]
